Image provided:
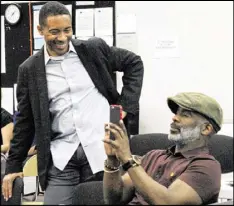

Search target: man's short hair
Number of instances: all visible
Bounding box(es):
[167,92,223,132]
[39,1,71,27]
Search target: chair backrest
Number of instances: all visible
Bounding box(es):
[130,133,233,173]
[130,133,172,156]
[23,154,38,177]
[208,134,233,173]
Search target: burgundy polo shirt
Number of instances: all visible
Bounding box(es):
[128,146,221,205]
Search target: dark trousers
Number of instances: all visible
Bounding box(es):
[44,144,103,205]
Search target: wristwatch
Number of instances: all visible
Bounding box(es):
[122,155,141,171]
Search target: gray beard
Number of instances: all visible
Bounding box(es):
[168,125,201,145]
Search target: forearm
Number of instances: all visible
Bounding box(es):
[128,166,170,205]
[103,169,124,204]
[103,157,124,204]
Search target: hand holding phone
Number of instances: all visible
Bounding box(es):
[109,105,122,140]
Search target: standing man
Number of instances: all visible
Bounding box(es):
[2,1,144,205]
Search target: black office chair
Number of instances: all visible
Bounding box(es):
[208,134,233,173]
[130,133,233,173]
[130,133,172,156]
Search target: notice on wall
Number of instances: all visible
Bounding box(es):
[117,33,137,53]
[75,9,94,37]
[94,7,113,37]
[117,14,137,34]
[153,36,180,59]
[76,1,94,6]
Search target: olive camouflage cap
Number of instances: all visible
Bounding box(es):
[167,92,223,132]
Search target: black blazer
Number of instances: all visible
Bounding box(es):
[5,37,144,190]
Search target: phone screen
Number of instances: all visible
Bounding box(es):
[109,105,122,140]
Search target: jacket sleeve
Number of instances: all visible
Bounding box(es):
[97,38,144,115]
[5,65,35,174]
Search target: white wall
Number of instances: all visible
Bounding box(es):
[2,1,233,136]
[116,1,233,135]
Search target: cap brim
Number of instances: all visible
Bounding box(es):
[167,97,192,114]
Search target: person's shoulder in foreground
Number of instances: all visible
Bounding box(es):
[103,91,223,205]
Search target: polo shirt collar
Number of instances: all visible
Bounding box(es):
[167,145,209,158]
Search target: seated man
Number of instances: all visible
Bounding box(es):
[103,92,223,205]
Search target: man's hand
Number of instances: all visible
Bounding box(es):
[103,121,132,164]
[2,172,23,201]
[103,124,116,157]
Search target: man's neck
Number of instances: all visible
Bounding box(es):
[175,138,207,154]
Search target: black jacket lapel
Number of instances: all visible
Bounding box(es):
[34,48,51,140]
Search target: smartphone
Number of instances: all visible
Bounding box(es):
[109,105,123,140]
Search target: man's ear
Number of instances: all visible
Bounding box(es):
[37,25,43,36]
[201,123,213,136]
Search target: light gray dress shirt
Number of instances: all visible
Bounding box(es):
[44,43,109,171]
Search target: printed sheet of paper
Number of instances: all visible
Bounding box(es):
[117,14,137,34]
[1,88,14,115]
[76,1,94,6]
[94,7,113,36]
[117,33,137,53]
[1,16,6,73]
[75,9,94,37]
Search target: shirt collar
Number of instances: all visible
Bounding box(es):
[166,145,209,159]
[44,41,77,65]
